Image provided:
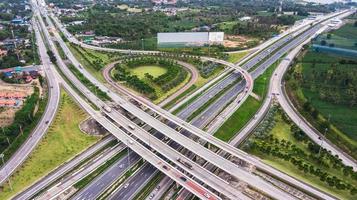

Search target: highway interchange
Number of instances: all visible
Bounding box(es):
[1,0,356,199]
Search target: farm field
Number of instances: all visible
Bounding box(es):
[286,49,357,159]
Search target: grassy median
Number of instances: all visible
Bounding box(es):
[227,51,250,63]
[0,90,99,199]
[214,96,260,142]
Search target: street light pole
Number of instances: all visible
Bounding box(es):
[0,154,13,191]
[141,38,144,50]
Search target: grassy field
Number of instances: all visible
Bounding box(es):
[253,61,278,99]
[214,96,260,142]
[314,22,357,50]
[129,65,167,79]
[246,112,357,200]
[227,51,250,63]
[0,90,99,199]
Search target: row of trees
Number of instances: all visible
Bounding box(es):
[67,64,111,101]
[245,106,357,196]
[113,63,157,100]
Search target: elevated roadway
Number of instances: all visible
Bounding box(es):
[35,0,355,198]
[32,6,222,198]
[43,3,350,199]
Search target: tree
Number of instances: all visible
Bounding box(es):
[354,21,357,27]
[311,109,319,119]
[47,50,57,63]
[326,33,332,39]
[320,40,327,46]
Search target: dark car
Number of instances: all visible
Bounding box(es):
[180,176,187,182]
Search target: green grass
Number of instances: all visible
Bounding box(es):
[314,22,357,50]
[333,22,357,41]
[214,96,260,142]
[0,90,99,200]
[129,65,167,79]
[253,61,278,99]
[227,51,249,63]
[247,113,357,200]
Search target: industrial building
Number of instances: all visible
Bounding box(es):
[157,32,224,48]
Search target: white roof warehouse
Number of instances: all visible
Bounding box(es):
[157,32,224,48]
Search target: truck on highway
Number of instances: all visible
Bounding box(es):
[128,124,135,130]
[177,158,193,170]
[102,105,112,113]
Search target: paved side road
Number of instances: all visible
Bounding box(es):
[0,18,61,186]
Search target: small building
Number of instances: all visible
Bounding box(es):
[15,66,23,73]
[3,71,13,79]
[29,70,39,78]
[11,18,24,25]
[239,16,252,21]
[0,49,8,57]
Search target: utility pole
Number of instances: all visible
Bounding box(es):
[0,154,13,191]
[127,140,131,173]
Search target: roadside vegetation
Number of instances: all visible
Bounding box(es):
[68,43,123,83]
[286,49,357,160]
[243,106,357,199]
[67,63,111,101]
[227,51,250,63]
[0,90,99,200]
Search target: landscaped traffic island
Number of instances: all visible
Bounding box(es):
[111,57,189,102]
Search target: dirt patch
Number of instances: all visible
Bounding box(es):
[0,83,35,127]
[0,107,19,126]
[79,117,107,136]
[224,35,257,48]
